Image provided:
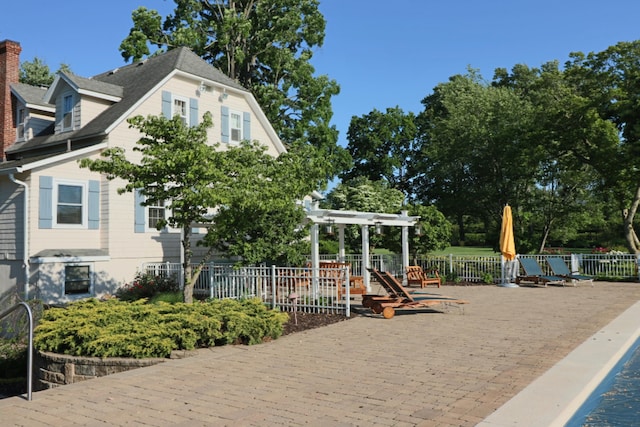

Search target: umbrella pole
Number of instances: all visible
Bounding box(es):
[499,255,519,288]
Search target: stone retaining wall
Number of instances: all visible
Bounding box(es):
[35,351,173,391]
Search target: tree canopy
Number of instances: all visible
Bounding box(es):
[81,113,319,302]
[119,0,349,183]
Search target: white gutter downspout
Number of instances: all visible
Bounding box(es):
[9,174,29,300]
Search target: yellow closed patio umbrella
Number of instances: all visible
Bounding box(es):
[499,204,518,287]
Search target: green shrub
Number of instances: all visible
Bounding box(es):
[34,298,289,358]
[115,272,180,301]
[150,292,184,304]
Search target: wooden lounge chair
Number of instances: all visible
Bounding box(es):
[363,269,468,319]
[406,265,441,288]
[546,257,594,286]
[516,258,566,287]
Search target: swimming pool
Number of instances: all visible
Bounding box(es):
[566,335,640,426]
[477,300,640,426]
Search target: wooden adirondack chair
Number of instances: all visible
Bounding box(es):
[406,265,441,288]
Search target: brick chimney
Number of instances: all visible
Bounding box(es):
[0,40,21,161]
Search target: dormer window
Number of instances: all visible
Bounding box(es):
[63,94,74,130]
[17,107,25,140]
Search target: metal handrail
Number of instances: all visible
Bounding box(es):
[0,301,33,401]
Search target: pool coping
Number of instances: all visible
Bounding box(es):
[477,299,640,427]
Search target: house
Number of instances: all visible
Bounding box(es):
[0,39,287,304]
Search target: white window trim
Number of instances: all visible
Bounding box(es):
[53,178,88,229]
[62,92,74,131]
[62,263,94,297]
[144,195,179,233]
[172,95,189,126]
[228,109,243,144]
[146,199,167,232]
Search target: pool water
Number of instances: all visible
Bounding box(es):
[567,336,640,426]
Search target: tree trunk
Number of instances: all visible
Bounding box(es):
[182,226,194,303]
[622,184,640,254]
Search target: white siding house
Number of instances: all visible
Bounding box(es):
[0,40,287,304]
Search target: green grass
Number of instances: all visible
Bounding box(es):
[430,246,498,256]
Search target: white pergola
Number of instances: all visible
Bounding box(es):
[305,206,420,291]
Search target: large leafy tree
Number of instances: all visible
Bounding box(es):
[417,70,538,246]
[342,107,420,199]
[492,62,611,252]
[564,41,640,253]
[81,113,319,302]
[119,0,348,181]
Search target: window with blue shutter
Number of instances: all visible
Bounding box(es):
[40,177,98,229]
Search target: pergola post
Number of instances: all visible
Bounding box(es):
[361,224,370,292]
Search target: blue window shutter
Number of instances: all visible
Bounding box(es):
[162,91,172,119]
[39,176,53,229]
[243,112,251,141]
[189,98,198,126]
[221,106,229,143]
[88,180,100,229]
[134,190,146,233]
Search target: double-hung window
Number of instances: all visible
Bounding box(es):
[63,94,74,130]
[147,198,166,230]
[230,111,242,142]
[54,180,87,227]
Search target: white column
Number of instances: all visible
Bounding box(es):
[401,224,409,285]
[361,225,370,292]
[338,225,345,262]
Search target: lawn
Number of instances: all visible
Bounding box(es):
[431,246,498,256]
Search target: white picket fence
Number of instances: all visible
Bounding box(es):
[143,253,640,317]
[143,263,351,315]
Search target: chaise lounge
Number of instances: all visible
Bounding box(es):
[516,257,566,287]
[546,257,594,286]
[363,269,468,319]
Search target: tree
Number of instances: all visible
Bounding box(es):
[201,141,322,266]
[492,62,611,252]
[385,204,452,262]
[81,113,319,302]
[417,70,539,246]
[342,107,419,199]
[19,57,71,87]
[321,178,405,252]
[119,0,348,181]
[564,41,640,253]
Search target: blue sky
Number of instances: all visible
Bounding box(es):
[3,0,640,149]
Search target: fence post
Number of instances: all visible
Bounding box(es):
[271,265,277,309]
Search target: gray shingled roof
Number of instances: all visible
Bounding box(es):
[5,47,247,157]
[64,72,124,98]
[10,83,52,108]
